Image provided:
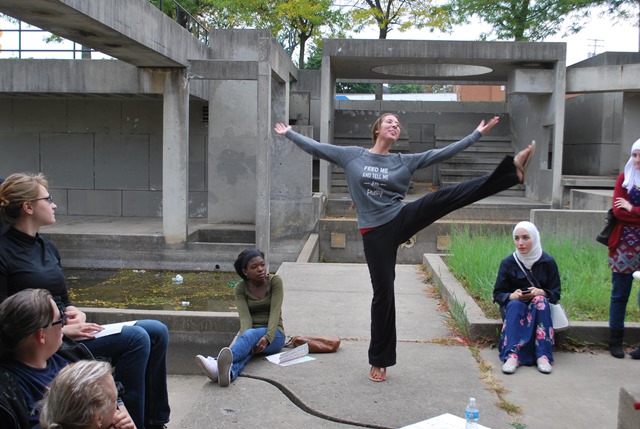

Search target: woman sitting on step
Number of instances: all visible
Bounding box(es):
[493,221,561,375]
[195,248,285,387]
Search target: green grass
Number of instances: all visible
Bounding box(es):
[446,225,640,323]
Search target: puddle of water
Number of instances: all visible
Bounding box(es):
[65,269,239,312]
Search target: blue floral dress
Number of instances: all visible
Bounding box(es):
[493,252,562,365]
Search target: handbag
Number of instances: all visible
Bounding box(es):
[549,303,570,331]
[285,335,341,353]
[596,208,616,246]
[512,253,569,331]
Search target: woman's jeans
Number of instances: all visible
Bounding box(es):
[83,319,171,429]
[610,272,636,330]
[230,328,285,381]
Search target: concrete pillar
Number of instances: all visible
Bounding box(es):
[550,60,567,209]
[319,54,335,195]
[256,34,273,258]
[621,93,640,165]
[162,69,189,243]
[207,80,258,225]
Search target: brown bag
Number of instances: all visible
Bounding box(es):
[286,335,340,353]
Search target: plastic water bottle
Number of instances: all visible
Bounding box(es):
[465,397,479,429]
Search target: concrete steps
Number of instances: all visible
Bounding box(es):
[437,136,523,197]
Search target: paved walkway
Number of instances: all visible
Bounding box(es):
[164,263,635,429]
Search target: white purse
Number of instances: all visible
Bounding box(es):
[550,303,570,331]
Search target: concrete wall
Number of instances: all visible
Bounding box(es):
[564,93,622,175]
[0,97,208,217]
[84,308,239,375]
[622,93,640,167]
[531,209,606,245]
[270,125,320,239]
[570,189,613,210]
[509,94,553,202]
[207,80,258,224]
[292,69,322,139]
[333,102,509,183]
[318,219,513,263]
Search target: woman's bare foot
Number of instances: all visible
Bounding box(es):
[514,142,535,183]
[368,366,386,382]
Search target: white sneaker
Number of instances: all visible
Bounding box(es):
[217,347,233,387]
[195,355,218,382]
[633,271,640,280]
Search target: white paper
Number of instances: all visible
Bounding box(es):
[265,343,316,366]
[267,355,316,366]
[77,320,138,341]
[400,413,490,429]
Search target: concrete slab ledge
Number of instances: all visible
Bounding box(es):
[619,386,640,429]
[82,308,239,375]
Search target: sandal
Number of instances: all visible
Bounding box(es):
[368,366,386,382]
[514,140,536,182]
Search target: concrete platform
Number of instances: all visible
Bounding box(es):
[161,262,640,429]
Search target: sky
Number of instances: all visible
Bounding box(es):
[0,8,638,65]
[353,10,639,66]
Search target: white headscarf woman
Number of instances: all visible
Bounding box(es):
[621,138,640,191]
[513,221,542,269]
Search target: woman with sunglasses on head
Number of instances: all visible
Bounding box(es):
[0,173,169,429]
[0,289,135,429]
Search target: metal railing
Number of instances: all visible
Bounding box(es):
[0,0,208,59]
[0,21,98,59]
[150,0,209,46]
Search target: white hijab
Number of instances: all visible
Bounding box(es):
[622,138,640,191]
[513,221,542,269]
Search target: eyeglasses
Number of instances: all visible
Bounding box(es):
[42,312,67,329]
[34,195,54,204]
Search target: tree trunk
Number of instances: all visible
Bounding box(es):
[375,84,383,100]
[376,25,388,100]
[298,36,308,69]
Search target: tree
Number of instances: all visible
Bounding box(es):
[186,0,348,68]
[347,0,454,98]
[600,0,640,50]
[276,0,346,68]
[447,0,618,42]
[349,0,453,39]
[388,83,424,93]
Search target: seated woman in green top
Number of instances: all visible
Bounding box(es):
[196,248,285,387]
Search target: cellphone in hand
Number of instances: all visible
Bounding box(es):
[520,289,532,295]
